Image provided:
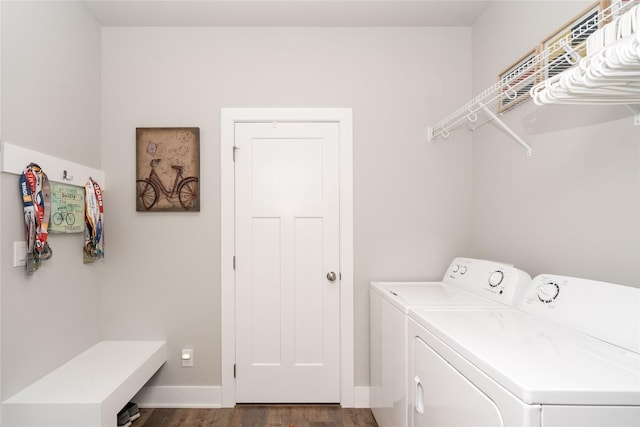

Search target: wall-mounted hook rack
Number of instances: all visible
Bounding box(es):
[1,142,106,188]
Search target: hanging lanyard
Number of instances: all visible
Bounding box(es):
[84,177,104,259]
[20,163,52,274]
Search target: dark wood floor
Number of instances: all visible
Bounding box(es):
[135,405,378,427]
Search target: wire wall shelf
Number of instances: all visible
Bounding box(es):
[427,0,640,156]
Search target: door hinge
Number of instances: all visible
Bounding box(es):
[233,145,239,161]
[233,256,236,270]
[233,364,236,378]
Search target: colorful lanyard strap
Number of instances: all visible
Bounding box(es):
[84,177,104,259]
[20,163,52,274]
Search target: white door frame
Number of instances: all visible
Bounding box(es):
[220,108,354,408]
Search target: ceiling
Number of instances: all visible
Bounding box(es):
[80,0,492,27]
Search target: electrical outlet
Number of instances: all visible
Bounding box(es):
[181,349,193,367]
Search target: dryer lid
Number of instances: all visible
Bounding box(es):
[409,308,640,406]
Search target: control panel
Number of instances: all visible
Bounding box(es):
[536,280,561,304]
[519,274,640,354]
[442,258,530,306]
[519,275,570,312]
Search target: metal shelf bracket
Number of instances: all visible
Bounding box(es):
[478,103,533,157]
[428,104,533,156]
[625,105,640,126]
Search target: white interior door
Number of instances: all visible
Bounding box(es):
[234,121,340,403]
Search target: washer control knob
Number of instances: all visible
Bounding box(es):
[488,270,504,287]
[460,265,468,275]
[537,281,560,304]
[452,264,460,273]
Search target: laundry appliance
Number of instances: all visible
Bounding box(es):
[370,257,531,427]
[408,273,640,427]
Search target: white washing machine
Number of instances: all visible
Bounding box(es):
[370,257,531,427]
[408,274,640,427]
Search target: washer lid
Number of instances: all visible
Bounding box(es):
[409,308,640,405]
[370,282,502,313]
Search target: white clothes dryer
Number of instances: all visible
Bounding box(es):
[370,257,531,427]
[408,274,640,427]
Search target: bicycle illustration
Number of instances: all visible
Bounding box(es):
[136,159,199,211]
[52,206,76,226]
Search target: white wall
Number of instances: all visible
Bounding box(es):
[2,0,637,407]
[0,0,102,399]
[469,1,640,286]
[100,26,473,391]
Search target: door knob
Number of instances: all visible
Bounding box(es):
[326,271,337,282]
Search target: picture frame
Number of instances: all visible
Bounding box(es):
[497,47,540,113]
[49,181,85,234]
[135,127,200,212]
[600,0,634,24]
[540,1,603,80]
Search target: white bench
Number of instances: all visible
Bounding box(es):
[2,341,167,427]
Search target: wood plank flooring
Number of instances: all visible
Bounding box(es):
[134,405,378,427]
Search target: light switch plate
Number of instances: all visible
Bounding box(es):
[13,241,27,267]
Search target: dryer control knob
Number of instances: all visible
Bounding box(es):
[488,270,504,287]
[460,265,468,275]
[537,281,560,304]
[452,264,460,273]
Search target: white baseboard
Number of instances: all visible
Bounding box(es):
[353,386,371,408]
[133,385,369,409]
[133,386,221,408]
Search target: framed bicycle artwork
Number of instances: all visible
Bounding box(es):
[136,127,200,212]
[49,181,85,233]
[497,47,540,113]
